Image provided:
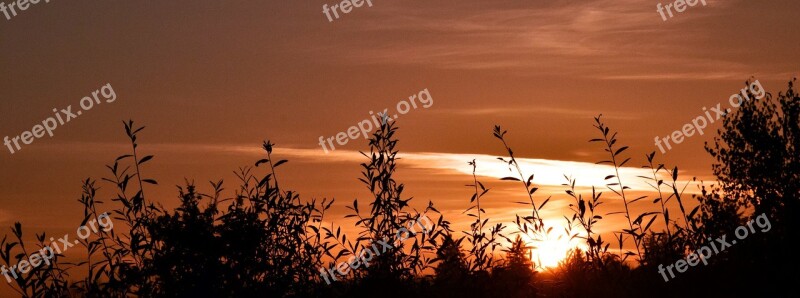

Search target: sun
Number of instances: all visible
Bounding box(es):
[528,236,581,269]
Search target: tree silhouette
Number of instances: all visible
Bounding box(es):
[702,78,800,296]
[491,236,536,297]
[706,78,799,223]
[432,234,469,295]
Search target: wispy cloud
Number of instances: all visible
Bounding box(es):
[130,143,700,192]
[398,151,699,192]
[308,0,786,80]
[35,142,699,191]
[430,107,641,120]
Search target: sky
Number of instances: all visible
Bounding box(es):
[0,0,798,292]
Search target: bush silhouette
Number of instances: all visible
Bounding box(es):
[1,79,798,297]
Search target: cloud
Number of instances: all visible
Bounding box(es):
[430,107,641,120]
[31,143,698,198]
[189,145,691,192]
[306,0,786,80]
[36,142,698,192]
[149,144,698,193]
[397,151,697,192]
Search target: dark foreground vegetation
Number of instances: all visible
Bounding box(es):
[2,79,798,297]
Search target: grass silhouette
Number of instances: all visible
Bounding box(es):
[1,79,798,297]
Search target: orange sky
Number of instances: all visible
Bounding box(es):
[0,0,798,293]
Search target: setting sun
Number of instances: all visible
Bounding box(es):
[528,236,582,269]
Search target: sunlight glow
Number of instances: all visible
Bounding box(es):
[397,152,701,192]
[528,236,582,269]
[133,146,700,191]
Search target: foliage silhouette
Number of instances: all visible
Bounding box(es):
[1,79,797,297]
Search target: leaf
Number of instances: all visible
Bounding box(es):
[258,175,271,188]
[615,146,629,156]
[462,206,477,214]
[274,160,289,168]
[138,155,154,165]
[633,212,657,224]
[142,179,158,185]
[501,177,521,181]
[255,159,269,167]
[539,197,550,210]
[630,195,648,204]
[116,155,133,162]
[688,206,700,219]
[643,214,658,232]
